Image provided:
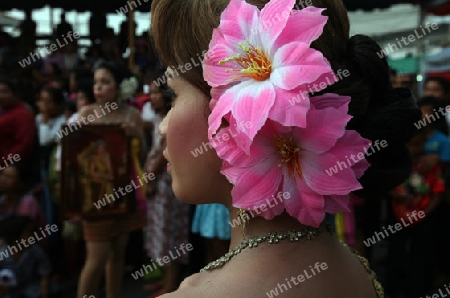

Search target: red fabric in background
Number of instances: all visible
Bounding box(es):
[0,102,36,163]
[428,72,450,83]
[427,2,450,15]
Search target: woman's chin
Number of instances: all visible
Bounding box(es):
[172,185,210,205]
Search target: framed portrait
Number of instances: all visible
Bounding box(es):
[61,124,136,219]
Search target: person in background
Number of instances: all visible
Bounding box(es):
[89,9,107,45]
[423,77,450,135]
[55,12,73,39]
[76,61,147,298]
[140,77,159,153]
[0,163,44,227]
[67,78,96,124]
[0,77,37,172]
[423,76,450,101]
[17,9,36,54]
[416,96,450,289]
[118,19,137,55]
[36,86,66,172]
[0,215,52,298]
[387,130,444,297]
[68,68,93,101]
[62,44,79,75]
[35,86,66,285]
[144,81,190,297]
[191,204,231,265]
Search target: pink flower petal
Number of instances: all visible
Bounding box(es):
[219,0,259,43]
[268,87,309,127]
[309,72,339,94]
[208,91,235,140]
[212,124,271,167]
[274,7,327,49]
[310,93,350,111]
[327,130,372,178]
[259,0,296,48]
[323,195,351,214]
[352,158,371,179]
[231,80,275,152]
[203,42,237,87]
[256,191,286,220]
[301,151,362,195]
[220,161,244,184]
[271,42,333,90]
[232,155,282,209]
[294,107,351,154]
[285,188,325,228]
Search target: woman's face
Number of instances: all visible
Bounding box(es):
[77,91,90,110]
[0,84,16,109]
[0,167,19,192]
[38,90,59,117]
[150,82,164,111]
[159,69,232,204]
[93,68,118,104]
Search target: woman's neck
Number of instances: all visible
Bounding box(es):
[227,205,326,249]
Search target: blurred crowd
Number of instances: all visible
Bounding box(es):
[0,11,450,298]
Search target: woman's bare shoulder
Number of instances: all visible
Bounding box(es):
[158,273,218,298]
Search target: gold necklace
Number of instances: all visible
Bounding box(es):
[200,227,321,272]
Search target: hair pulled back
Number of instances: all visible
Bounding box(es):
[150,0,422,195]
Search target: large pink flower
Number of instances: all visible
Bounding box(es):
[204,0,337,153]
[215,94,372,227]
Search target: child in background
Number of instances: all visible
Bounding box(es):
[387,130,445,298]
[66,78,96,125]
[0,215,52,298]
[191,204,230,265]
[0,163,44,227]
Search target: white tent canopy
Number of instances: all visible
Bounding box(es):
[0,12,19,27]
[349,4,421,37]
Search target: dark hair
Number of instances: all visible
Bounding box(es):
[0,162,29,188]
[0,77,21,95]
[64,100,77,114]
[76,78,96,104]
[94,61,131,87]
[424,76,450,95]
[149,72,173,113]
[50,62,63,76]
[150,0,421,195]
[417,96,443,110]
[0,215,32,244]
[72,67,93,82]
[41,86,65,106]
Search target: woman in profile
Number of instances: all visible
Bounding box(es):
[150,0,421,297]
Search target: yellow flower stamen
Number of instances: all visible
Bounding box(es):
[219,41,271,81]
[274,134,302,180]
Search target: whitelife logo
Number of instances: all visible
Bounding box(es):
[0,154,21,170]
[0,224,58,260]
[363,210,425,247]
[18,31,81,68]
